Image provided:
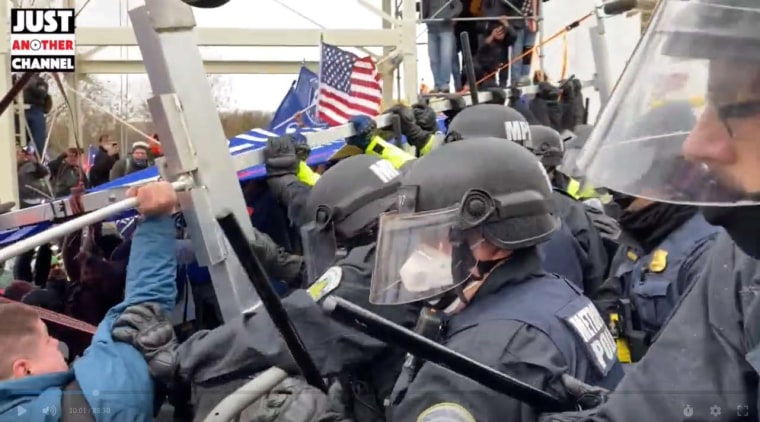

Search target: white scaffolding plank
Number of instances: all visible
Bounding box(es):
[77,59,319,75]
[76,27,403,48]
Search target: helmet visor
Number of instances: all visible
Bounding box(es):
[576,0,760,206]
[369,208,472,306]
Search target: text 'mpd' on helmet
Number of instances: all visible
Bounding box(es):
[302,155,401,282]
[575,0,760,206]
[369,138,559,306]
[446,104,531,146]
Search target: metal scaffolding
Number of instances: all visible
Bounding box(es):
[0,0,419,211]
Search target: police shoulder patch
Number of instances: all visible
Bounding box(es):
[416,403,476,422]
[307,266,343,302]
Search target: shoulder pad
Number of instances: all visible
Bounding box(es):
[307,266,343,302]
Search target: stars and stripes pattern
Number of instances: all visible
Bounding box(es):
[317,42,382,126]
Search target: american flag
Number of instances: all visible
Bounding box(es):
[317,43,383,126]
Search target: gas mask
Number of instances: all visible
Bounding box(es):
[133,159,148,168]
[399,243,453,293]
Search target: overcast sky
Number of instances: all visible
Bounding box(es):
[42,0,641,114]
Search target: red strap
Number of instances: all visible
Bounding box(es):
[0,297,96,335]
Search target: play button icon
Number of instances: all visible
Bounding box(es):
[17,406,26,417]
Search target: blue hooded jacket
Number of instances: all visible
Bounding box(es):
[0,217,178,422]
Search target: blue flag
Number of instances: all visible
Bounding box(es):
[268,66,327,133]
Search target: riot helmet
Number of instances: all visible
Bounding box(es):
[527,125,565,169]
[559,124,593,176]
[445,104,531,146]
[574,0,760,206]
[302,155,401,282]
[369,138,559,306]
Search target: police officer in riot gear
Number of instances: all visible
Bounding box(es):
[442,104,608,295]
[541,1,760,420]
[592,101,720,364]
[376,137,622,422]
[526,124,610,294]
[114,154,419,422]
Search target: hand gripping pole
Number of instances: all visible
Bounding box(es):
[0,178,192,263]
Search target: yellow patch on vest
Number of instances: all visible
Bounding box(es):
[649,249,669,273]
[626,249,638,261]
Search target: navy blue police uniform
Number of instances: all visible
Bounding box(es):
[599,213,719,339]
[388,249,624,422]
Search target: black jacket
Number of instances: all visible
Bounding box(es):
[89,147,119,187]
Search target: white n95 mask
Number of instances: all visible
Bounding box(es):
[399,243,453,293]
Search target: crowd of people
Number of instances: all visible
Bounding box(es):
[1,1,760,421]
[420,0,541,93]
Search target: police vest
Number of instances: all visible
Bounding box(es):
[446,274,624,390]
[612,213,719,336]
[537,220,585,292]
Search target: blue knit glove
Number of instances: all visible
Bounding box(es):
[347,115,377,151]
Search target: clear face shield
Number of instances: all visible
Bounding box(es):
[369,206,476,305]
[575,1,760,206]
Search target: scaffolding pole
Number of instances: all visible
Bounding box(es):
[129,0,262,321]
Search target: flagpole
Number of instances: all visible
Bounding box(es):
[316,33,325,125]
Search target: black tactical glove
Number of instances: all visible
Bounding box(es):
[242,376,350,422]
[264,135,301,177]
[440,94,467,127]
[250,227,306,288]
[561,374,610,410]
[112,302,179,384]
[386,105,431,150]
[411,103,438,132]
[485,87,508,105]
[583,205,622,241]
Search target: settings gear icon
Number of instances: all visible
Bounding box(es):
[710,405,722,417]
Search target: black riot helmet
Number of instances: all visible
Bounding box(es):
[445,104,531,146]
[369,138,559,305]
[527,125,565,169]
[301,155,401,281]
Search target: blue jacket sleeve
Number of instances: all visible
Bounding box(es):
[72,216,178,421]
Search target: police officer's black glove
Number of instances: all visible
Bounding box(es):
[112,302,179,385]
[583,205,622,241]
[264,135,301,177]
[440,94,467,128]
[244,376,350,422]
[386,105,431,150]
[485,87,508,105]
[412,103,438,132]
[347,115,378,151]
[294,138,312,162]
[250,226,305,288]
[560,374,610,410]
